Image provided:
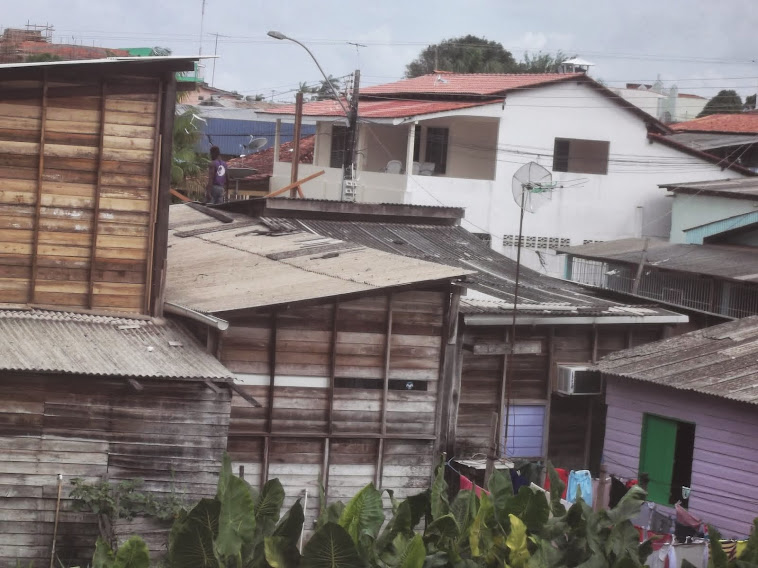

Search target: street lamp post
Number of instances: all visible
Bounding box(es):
[268,30,359,201]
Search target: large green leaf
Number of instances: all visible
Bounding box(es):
[316,501,345,530]
[338,483,385,544]
[506,514,531,568]
[708,526,728,568]
[113,536,150,568]
[488,468,513,523]
[375,490,429,555]
[255,478,286,537]
[430,464,449,521]
[92,538,115,568]
[425,513,460,545]
[740,519,758,562]
[506,486,550,533]
[606,486,646,525]
[546,463,566,518]
[168,498,221,568]
[301,522,364,568]
[215,455,257,560]
[273,499,305,543]
[450,490,477,534]
[264,536,302,568]
[469,492,493,558]
[382,533,425,568]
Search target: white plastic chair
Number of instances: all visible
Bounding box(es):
[419,162,435,176]
[385,160,403,174]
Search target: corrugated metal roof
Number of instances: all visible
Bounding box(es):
[684,211,758,244]
[600,316,758,405]
[560,238,758,283]
[666,132,758,151]
[0,309,233,380]
[661,178,758,201]
[275,218,681,318]
[0,55,204,70]
[166,205,471,314]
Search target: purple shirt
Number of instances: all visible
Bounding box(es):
[210,158,227,186]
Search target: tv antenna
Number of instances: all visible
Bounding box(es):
[503,162,557,458]
[242,136,268,155]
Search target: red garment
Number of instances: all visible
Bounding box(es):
[675,503,702,528]
[543,468,569,499]
[626,479,639,489]
[459,475,489,497]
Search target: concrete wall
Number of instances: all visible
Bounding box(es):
[670,192,757,243]
[604,376,758,539]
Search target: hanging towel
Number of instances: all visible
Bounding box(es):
[460,475,474,491]
[567,470,593,506]
[675,502,702,528]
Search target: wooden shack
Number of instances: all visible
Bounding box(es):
[0,56,195,316]
[165,203,469,530]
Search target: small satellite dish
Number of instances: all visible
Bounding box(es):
[245,136,268,152]
[512,162,555,213]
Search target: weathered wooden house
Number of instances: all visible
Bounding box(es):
[600,316,758,538]
[165,203,470,529]
[245,199,689,475]
[0,57,238,565]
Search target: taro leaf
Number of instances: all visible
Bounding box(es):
[740,519,758,563]
[527,537,562,568]
[113,536,150,568]
[609,551,640,568]
[546,463,566,518]
[264,536,301,568]
[469,492,493,558]
[381,533,426,568]
[506,486,550,534]
[376,490,429,555]
[488,468,514,524]
[506,514,531,568]
[708,526,729,568]
[607,486,646,525]
[255,478,286,537]
[169,498,221,568]
[422,551,449,567]
[430,463,449,521]
[301,522,364,568]
[338,483,385,544]
[316,500,345,530]
[450,489,477,533]
[605,520,641,562]
[426,513,461,544]
[272,499,305,543]
[215,455,256,560]
[92,538,115,568]
[386,488,400,514]
[638,538,654,565]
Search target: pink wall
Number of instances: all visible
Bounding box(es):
[604,376,758,538]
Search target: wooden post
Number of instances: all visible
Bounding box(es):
[583,398,594,470]
[375,438,385,488]
[377,295,393,489]
[290,92,303,196]
[541,327,555,481]
[436,288,460,458]
[321,438,331,502]
[143,80,164,314]
[263,311,277,485]
[327,303,338,435]
[484,411,499,487]
[28,69,48,303]
[496,328,509,457]
[596,464,609,511]
[631,238,649,295]
[274,119,281,163]
[591,325,598,364]
[87,79,108,309]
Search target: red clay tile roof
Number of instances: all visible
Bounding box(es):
[227,135,314,180]
[259,98,499,119]
[359,72,583,97]
[677,93,706,100]
[671,113,758,134]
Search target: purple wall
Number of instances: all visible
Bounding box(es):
[604,376,758,538]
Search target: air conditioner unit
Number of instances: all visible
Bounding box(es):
[556,365,602,395]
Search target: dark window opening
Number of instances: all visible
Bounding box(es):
[413,125,421,162]
[425,127,449,174]
[334,377,427,391]
[330,125,348,169]
[639,414,695,507]
[553,138,610,175]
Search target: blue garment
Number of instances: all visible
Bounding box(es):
[567,470,593,506]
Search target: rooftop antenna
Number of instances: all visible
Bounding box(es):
[502,162,558,459]
[346,41,366,68]
[242,136,267,154]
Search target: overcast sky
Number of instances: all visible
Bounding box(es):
[10,0,758,102]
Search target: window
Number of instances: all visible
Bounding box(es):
[553,138,610,175]
[501,405,545,458]
[334,377,427,391]
[425,127,449,174]
[330,125,348,169]
[639,414,695,506]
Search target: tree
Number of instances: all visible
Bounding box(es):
[518,50,573,73]
[315,74,342,100]
[698,89,744,117]
[405,35,518,77]
[25,53,62,63]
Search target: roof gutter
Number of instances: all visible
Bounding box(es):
[463,313,689,326]
[164,301,230,331]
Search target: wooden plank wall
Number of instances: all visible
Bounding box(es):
[456,324,668,473]
[0,75,162,313]
[0,374,231,566]
[225,290,446,531]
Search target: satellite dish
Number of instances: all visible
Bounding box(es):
[512,162,555,213]
[245,136,268,152]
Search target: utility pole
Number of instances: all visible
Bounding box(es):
[211,32,219,87]
[290,92,304,197]
[341,69,360,201]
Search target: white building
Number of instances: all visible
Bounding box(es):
[257,73,750,277]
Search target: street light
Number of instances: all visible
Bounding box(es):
[267,30,349,116]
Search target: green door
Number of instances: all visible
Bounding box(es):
[639,415,677,505]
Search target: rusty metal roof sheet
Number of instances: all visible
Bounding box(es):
[559,238,758,283]
[0,309,233,380]
[660,177,758,201]
[272,218,683,319]
[166,204,471,314]
[600,315,758,405]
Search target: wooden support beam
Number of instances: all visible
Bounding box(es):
[484,412,499,487]
[28,69,48,304]
[584,398,595,470]
[87,79,108,310]
[187,202,234,223]
[327,303,338,435]
[437,288,460,458]
[265,170,325,199]
[496,328,509,458]
[229,382,262,408]
[375,437,385,489]
[204,380,222,394]
[144,79,164,314]
[290,92,303,194]
[170,188,192,202]
[591,325,598,364]
[263,311,278,485]
[542,327,555,483]
[380,294,393,436]
[127,378,143,392]
[321,438,331,501]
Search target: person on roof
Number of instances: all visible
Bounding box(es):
[206,146,228,205]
